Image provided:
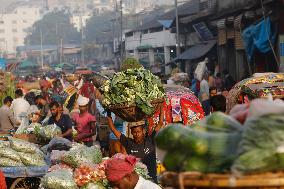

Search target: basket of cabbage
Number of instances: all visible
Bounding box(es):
[101,68,165,122]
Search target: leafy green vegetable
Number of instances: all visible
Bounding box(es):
[101,68,165,116]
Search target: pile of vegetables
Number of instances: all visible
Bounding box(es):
[101,68,165,115]
[156,112,243,173]
[0,137,46,167]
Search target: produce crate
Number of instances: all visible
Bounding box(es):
[161,172,284,189]
[108,98,164,122]
[13,134,37,144]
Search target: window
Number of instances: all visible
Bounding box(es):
[0,38,5,42]
[0,30,4,33]
[0,21,4,24]
[12,29,17,33]
[23,20,27,23]
[12,20,17,24]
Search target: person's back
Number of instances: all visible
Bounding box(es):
[11,89,30,122]
[0,96,19,132]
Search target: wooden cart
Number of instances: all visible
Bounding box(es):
[161,172,284,189]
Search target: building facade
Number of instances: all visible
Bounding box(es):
[0,6,45,54]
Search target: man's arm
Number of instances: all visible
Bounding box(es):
[107,113,121,139]
[155,104,164,132]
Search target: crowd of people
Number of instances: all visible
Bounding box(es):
[191,70,236,115]
[0,73,163,188]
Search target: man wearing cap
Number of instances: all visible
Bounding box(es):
[107,106,164,183]
[72,95,96,147]
[105,155,161,189]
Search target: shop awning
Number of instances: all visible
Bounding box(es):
[174,40,216,61]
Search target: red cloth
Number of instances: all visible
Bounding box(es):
[0,171,7,189]
[80,82,95,99]
[106,155,137,182]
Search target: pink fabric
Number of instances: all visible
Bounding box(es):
[72,112,96,142]
[106,155,137,182]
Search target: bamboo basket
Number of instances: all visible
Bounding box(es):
[65,74,79,82]
[108,98,164,122]
[92,73,109,90]
[161,172,284,189]
[22,81,40,90]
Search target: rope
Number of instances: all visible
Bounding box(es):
[260,0,280,67]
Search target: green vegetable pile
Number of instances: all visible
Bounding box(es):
[156,112,242,173]
[232,114,284,174]
[101,68,165,115]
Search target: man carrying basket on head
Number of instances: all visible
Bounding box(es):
[106,106,164,183]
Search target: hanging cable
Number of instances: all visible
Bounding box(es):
[260,0,280,67]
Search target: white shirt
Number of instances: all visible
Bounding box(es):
[199,79,210,101]
[10,97,30,122]
[134,176,162,189]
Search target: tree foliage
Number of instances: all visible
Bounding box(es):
[25,10,81,45]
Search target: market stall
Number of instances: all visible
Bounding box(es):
[157,97,284,189]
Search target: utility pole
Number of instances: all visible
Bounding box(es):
[120,0,123,61]
[175,0,181,56]
[80,7,85,65]
[60,38,63,64]
[40,29,44,69]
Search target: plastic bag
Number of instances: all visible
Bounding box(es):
[39,124,62,140]
[0,148,21,162]
[247,98,284,119]
[18,151,46,166]
[0,157,24,167]
[15,116,30,134]
[0,141,9,148]
[62,146,102,168]
[41,169,78,189]
[50,150,67,165]
[232,114,284,174]
[194,58,208,81]
[8,137,39,153]
[47,137,72,152]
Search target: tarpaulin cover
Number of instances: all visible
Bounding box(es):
[242,17,276,63]
[0,166,49,178]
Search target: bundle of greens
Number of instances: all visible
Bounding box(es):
[101,68,165,115]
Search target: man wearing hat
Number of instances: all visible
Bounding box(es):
[105,155,161,189]
[107,106,164,183]
[72,95,96,147]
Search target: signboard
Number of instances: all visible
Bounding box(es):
[0,58,6,70]
[193,22,214,41]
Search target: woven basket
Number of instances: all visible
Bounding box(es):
[92,73,109,90]
[65,74,79,82]
[108,98,164,122]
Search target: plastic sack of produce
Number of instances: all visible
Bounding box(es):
[47,137,72,152]
[62,146,102,168]
[0,141,9,148]
[41,169,78,189]
[15,116,30,134]
[50,150,67,165]
[39,124,62,140]
[74,164,106,187]
[8,137,39,153]
[18,151,46,166]
[80,182,106,189]
[232,114,284,174]
[48,163,73,172]
[0,157,24,167]
[0,148,20,162]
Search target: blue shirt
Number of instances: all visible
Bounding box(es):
[95,100,127,140]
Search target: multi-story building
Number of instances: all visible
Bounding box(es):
[47,0,91,12]
[0,6,45,53]
[93,0,115,15]
[124,0,154,14]
[70,13,92,32]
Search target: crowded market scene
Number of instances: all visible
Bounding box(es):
[1,0,284,188]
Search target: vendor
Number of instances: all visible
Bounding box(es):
[0,96,20,132]
[48,101,73,140]
[105,155,161,189]
[107,106,164,183]
[35,95,50,123]
[72,95,96,147]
